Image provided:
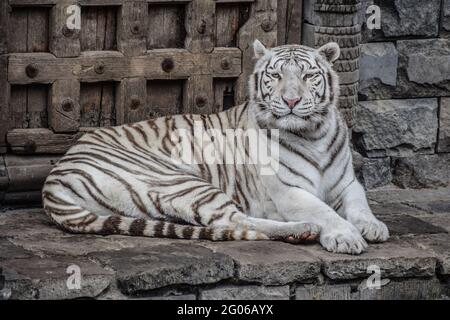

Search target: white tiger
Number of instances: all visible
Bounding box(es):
[42,40,389,254]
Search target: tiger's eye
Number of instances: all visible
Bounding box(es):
[303,73,314,81]
[272,73,281,79]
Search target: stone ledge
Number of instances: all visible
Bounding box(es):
[1,189,449,300]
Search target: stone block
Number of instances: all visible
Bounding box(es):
[296,284,352,300]
[199,241,321,285]
[443,0,450,34]
[199,285,289,300]
[356,156,392,189]
[361,0,440,40]
[90,244,234,295]
[356,278,442,300]
[296,279,441,300]
[353,99,438,157]
[438,98,450,152]
[146,294,196,300]
[359,39,450,99]
[359,42,398,91]
[392,154,450,188]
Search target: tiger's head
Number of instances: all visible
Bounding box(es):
[249,40,340,132]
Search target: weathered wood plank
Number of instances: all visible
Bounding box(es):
[0,155,7,199]
[3,154,60,192]
[277,0,288,45]
[8,7,28,53]
[285,0,302,44]
[147,3,186,49]
[81,6,117,51]
[26,85,48,128]
[10,85,28,129]
[147,80,184,118]
[10,84,48,129]
[116,77,147,124]
[80,82,116,127]
[8,48,241,83]
[99,82,116,126]
[0,0,8,54]
[28,7,49,52]
[236,0,277,102]
[117,1,147,56]
[0,56,10,153]
[185,0,215,53]
[49,79,80,132]
[7,128,83,154]
[185,74,214,114]
[50,2,81,57]
[216,2,250,47]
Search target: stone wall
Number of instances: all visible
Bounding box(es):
[354,0,450,189]
[303,0,450,190]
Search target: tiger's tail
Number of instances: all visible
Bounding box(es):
[42,190,268,241]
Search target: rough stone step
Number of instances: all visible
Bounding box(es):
[0,200,449,299]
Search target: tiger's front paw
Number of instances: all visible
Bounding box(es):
[320,222,367,255]
[350,217,389,243]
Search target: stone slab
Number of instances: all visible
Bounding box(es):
[411,201,450,215]
[301,238,436,280]
[378,215,447,236]
[408,234,450,276]
[392,154,450,189]
[419,215,450,233]
[2,255,114,300]
[296,284,352,300]
[199,285,290,300]
[90,244,234,295]
[367,187,450,204]
[296,278,441,300]
[198,241,321,285]
[371,202,429,217]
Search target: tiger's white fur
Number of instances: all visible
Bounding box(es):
[43,40,388,254]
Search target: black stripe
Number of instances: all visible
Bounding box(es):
[101,216,122,234]
[129,219,147,236]
[279,161,315,188]
[182,226,195,239]
[153,221,166,237]
[278,138,322,173]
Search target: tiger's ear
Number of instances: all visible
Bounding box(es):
[253,39,268,59]
[318,42,340,63]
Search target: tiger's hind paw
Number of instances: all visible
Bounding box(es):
[277,222,321,244]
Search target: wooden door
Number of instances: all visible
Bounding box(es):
[0,0,303,204]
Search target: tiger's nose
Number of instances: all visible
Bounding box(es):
[282,96,301,109]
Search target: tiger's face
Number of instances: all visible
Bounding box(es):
[250,40,340,131]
